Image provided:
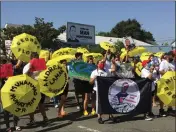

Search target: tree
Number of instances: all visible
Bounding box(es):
[114,41,125,53]
[33,17,61,49]
[162,42,169,46]
[58,25,66,34]
[110,19,155,43]
[2,17,66,49]
[96,31,112,37]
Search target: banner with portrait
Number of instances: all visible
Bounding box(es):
[66,22,95,45]
[97,77,152,114]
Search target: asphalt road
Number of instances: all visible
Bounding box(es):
[0,92,175,132]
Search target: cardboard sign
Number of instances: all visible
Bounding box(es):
[0,64,13,78]
[30,58,47,72]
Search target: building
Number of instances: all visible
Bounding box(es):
[171,41,175,48]
[5,23,23,28]
[57,32,172,52]
[57,32,152,46]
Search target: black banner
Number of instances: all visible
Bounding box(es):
[97,77,152,115]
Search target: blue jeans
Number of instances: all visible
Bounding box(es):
[53,96,59,105]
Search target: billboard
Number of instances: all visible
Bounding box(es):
[66,22,95,45]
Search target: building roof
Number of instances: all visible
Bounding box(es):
[57,32,152,46]
[5,23,23,28]
[171,41,175,47]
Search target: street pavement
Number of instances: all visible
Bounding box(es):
[0,91,175,132]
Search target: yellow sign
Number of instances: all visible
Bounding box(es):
[83,53,103,64]
[157,71,176,106]
[38,63,68,97]
[52,48,76,59]
[154,51,164,58]
[39,50,50,62]
[47,55,75,66]
[1,74,41,116]
[140,52,153,61]
[77,47,89,54]
[11,33,41,62]
[100,42,116,53]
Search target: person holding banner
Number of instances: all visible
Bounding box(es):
[90,60,119,124]
[0,59,21,132]
[141,60,157,121]
[102,49,115,75]
[148,54,159,107]
[82,57,95,116]
[57,59,69,118]
[23,52,48,125]
[73,52,85,111]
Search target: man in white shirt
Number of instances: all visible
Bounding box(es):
[141,60,156,121]
[90,60,119,124]
[159,52,175,116]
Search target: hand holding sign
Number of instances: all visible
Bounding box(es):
[30,58,47,72]
[0,64,13,78]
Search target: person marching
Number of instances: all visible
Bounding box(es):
[57,59,69,118]
[23,52,48,125]
[90,59,119,124]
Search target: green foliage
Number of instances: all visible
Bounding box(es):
[96,31,112,37]
[163,42,169,46]
[114,41,125,53]
[97,19,155,44]
[1,17,66,49]
[88,45,104,53]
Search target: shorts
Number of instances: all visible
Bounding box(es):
[73,79,93,94]
[40,93,46,104]
[91,90,96,101]
[60,83,69,96]
[152,83,157,96]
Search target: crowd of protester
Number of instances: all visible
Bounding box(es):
[0,46,176,131]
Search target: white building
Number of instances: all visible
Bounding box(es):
[57,32,152,46]
[171,41,175,48]
[5,23,23,28]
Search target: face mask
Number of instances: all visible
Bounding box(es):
[98,63,105,69]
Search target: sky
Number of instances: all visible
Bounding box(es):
[1,1,175,43]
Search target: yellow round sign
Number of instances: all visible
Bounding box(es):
[38,63,68,97]
[1,74,41,117]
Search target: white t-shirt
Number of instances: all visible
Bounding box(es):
[152,70,160,83]
[159,60,175,72]
[141,68,155,92]
[141,68,151,78]
[104,60,111,73]
[23,63,40,80]
[90,69,108,91]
